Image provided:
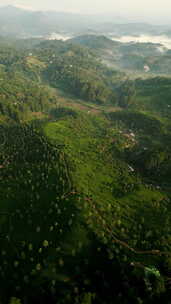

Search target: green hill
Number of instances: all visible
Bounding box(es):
[0,37,171,304]
[69,35,171,76]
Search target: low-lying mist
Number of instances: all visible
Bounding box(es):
[111,34,171,49]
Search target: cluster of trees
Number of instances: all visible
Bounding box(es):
[0,37,171,304]
[108,109,171,184]
[133,77,171,116]
[0,66,60,122]
[0,115,171,304]
[108,110,163,134]
[0,40,124,122]
[42,43,117,104]
[0,46,25,66]
[117,80,136,108]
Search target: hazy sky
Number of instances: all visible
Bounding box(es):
[0,0,171,22]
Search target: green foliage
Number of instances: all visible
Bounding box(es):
[117,80,136,108]
[9,298,22,304]
[43,45,116,104]
[108,110,163,134]
[134,77,171,117]
[79,293,95,304]
[0,37,171,304]
[0,67,59,121]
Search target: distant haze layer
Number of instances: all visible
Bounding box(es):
[48,33,73,40]
[1,0,171,24]
[47,32,171,50]
[111,35,171,49]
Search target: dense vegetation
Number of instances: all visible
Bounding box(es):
[70,35,171,76]
[0,36,171,304]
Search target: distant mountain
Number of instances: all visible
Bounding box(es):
[0,5,171,39]
[0,5,60,37]
[94,22,169,36]
[0,6,128,38]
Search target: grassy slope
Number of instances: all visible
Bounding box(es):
[43,110,171,260]
[0,123,96,300]
[0,38,171,302]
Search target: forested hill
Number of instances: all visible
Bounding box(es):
[69,35,171,75]
[0,37,171,304]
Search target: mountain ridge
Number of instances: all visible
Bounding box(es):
[0,5,171,38]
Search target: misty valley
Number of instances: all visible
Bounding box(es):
[0,4,171,304]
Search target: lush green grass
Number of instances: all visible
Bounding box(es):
[43,110,171,258]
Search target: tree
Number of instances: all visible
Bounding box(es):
[118,80,136,108]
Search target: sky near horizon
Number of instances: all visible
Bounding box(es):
[0,0,171,22]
